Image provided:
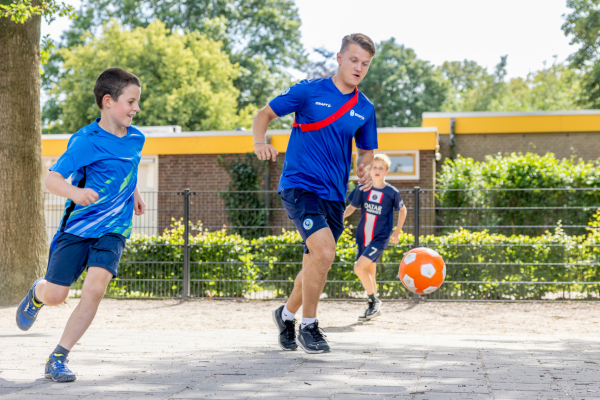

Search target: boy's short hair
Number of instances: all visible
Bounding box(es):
[340,33,376,57]
[374,153,391,170]
[94,68,141,109]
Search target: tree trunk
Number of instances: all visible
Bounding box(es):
[0,10,48,305]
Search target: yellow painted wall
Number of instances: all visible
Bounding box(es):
[42,130,439,156]
[423,114,600,135]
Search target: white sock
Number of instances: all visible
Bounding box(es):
[301,317,317,329]
[281,305,295,322]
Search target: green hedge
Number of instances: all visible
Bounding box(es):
[93,211,600,300]
[436,153,600,235]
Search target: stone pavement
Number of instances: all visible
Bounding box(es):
[1,328,599,400]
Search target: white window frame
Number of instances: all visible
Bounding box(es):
[350,150,420,181]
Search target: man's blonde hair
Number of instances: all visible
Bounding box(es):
[373,153,391,170]
[340,33,376,57]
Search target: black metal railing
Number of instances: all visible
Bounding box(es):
[43,187,600,301]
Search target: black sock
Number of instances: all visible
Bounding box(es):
[51,344,70,358]
[368,293,377,301]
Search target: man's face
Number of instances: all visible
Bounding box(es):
[103,84,141,127]
[337,43,372,87]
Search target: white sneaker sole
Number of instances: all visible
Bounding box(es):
[295,337,331,354]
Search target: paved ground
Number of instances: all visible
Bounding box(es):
[1,300,600,399]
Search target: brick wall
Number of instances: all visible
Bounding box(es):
[158,151,436,237]
[438,132,600,166]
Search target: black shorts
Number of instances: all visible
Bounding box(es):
[280,188,345,254]
[45,232,126,287]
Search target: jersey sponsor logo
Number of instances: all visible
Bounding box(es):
[281,87,290,96]
[364,203,383,215]
[303,218,314,230]
[315,102,331,107]
[350,109,364,120]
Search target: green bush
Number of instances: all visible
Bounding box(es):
[96,212,600,301]
[436,153,600,235]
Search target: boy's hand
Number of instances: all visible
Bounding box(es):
[134,190,146,216]
[71,188,99,206]
[356,164,373,191]
[255,143,279,162]
[390,231,400,244]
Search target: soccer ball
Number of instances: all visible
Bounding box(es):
[398,247,446,295]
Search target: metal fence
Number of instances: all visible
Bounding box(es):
[44,187,600,301]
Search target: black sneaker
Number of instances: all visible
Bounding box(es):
[358,298,382,321]
[272,306,298,351]
[296,320,330,354]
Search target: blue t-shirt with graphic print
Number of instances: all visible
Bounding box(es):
[269,77,378,202]
[49,118,145,242]
[349,183,404,246]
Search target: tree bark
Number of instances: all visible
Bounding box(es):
[0,10,48,305]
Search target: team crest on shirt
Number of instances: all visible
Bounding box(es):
[368,190,383,203]
[281,87,290,96]
[303,218,314,230]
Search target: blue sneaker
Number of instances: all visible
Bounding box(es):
[16,278,45,331]
[45,353,76,382]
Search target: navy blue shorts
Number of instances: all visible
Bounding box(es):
[45,232,126,287]
[356,239,390,262]
[280,188,345,254]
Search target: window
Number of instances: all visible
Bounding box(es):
[350,151,419,181]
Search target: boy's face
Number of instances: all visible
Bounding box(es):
[102,84,141,127]
[336,43,372,88]
[370,160,389,180]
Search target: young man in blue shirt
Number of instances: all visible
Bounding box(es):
[252,34,378,353]
[15,68,146,381]
[345,154,407,320]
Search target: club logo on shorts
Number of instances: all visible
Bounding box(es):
[350,110,355,116]
[281,87,290,96]
[303,218,314,230]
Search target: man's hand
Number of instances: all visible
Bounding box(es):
[254,143,279,162]
[390,230,401,244]
[71,188,99,206]
[356,164,373,191]
[134,189,145,216]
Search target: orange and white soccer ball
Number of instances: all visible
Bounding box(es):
[398,247,446,294]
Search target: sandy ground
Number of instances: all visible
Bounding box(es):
[2,299,599,338]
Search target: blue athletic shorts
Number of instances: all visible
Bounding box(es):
[356,238,390,262]
[45,232,126,287]
[280,188,345,254]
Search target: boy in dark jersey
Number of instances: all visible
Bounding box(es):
[252,34,378,353]
[345,154,407,320]
[15,68,145,381]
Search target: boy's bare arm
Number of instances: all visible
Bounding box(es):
[133,186,145,216]
[343,205,356,219]
[45,171,99,206]
[390,206,408,243]
[252,105,279,162]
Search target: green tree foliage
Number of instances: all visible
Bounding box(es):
[360,38,448,127]
[44,20,255,134]
[42,0,303,122]
[562,0,600,107]
[441,56,587,112]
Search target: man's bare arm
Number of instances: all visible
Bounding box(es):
[355,148,375,191]
[252,105,279,162]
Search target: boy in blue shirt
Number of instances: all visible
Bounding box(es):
[253,34,378,353]
[15,68,146,382]
[345,154,407,320]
